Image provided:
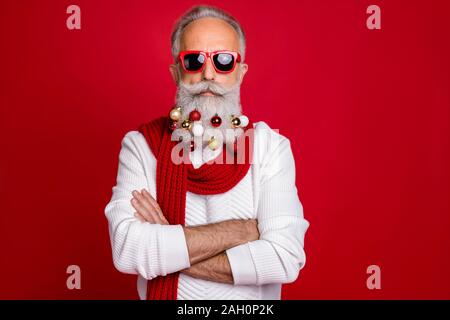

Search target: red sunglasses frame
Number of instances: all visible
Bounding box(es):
[178,50,242,74]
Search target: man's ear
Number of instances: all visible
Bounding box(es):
[169,64,180,85]
[238,63,248,83]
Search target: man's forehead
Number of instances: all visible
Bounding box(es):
[180,17,240,52]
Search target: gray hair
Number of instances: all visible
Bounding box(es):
[171,5,246,63]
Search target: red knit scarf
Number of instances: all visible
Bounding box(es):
[138,115,254,300]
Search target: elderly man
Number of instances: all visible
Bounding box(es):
[104,5,309,300]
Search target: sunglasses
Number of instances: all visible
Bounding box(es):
[178,50,241,74]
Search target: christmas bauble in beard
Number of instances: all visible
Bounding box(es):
[167,105,250,151]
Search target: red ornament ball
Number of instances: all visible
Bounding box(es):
[169,121,178,131]
[189,110,201,121]
[190,140,195,152]
[211,115,222,127]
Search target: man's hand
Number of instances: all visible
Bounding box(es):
[131,189,169,225]
[131,188,260,270]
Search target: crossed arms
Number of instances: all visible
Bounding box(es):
[105,129,309,286]
[131,188,259,284]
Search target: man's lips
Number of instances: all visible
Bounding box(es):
[198,90,216,96]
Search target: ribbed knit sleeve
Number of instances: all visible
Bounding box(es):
[226,123,310,285]
[104,131,191,280]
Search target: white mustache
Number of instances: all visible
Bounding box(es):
[179,80,238,97]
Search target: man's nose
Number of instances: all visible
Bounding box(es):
[202,57,216,81]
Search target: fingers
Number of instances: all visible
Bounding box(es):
[131,197,155,223]
[131,190,159,223]
[134,212,145,222]
[131,189,168,225]
[141,189,162,214]
[132,190,156,215]
[141,189,169,224]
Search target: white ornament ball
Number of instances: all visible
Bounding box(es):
[238,115,249,127]
[192,122,204,137]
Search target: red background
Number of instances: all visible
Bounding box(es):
[1,0,449,299]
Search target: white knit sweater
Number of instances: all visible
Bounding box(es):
[104,121,309,300]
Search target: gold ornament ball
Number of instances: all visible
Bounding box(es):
[208,137,220,150]
[181,119,192,129]
[231,117,241,127]
[170,108,182,121]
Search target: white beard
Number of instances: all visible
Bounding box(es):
[174,77,244,148]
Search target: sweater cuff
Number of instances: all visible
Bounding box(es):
[226,243,257,285]
[161,225,191,274]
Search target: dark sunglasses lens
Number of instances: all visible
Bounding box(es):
[213,53,235,72]
[183,53,205,71]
